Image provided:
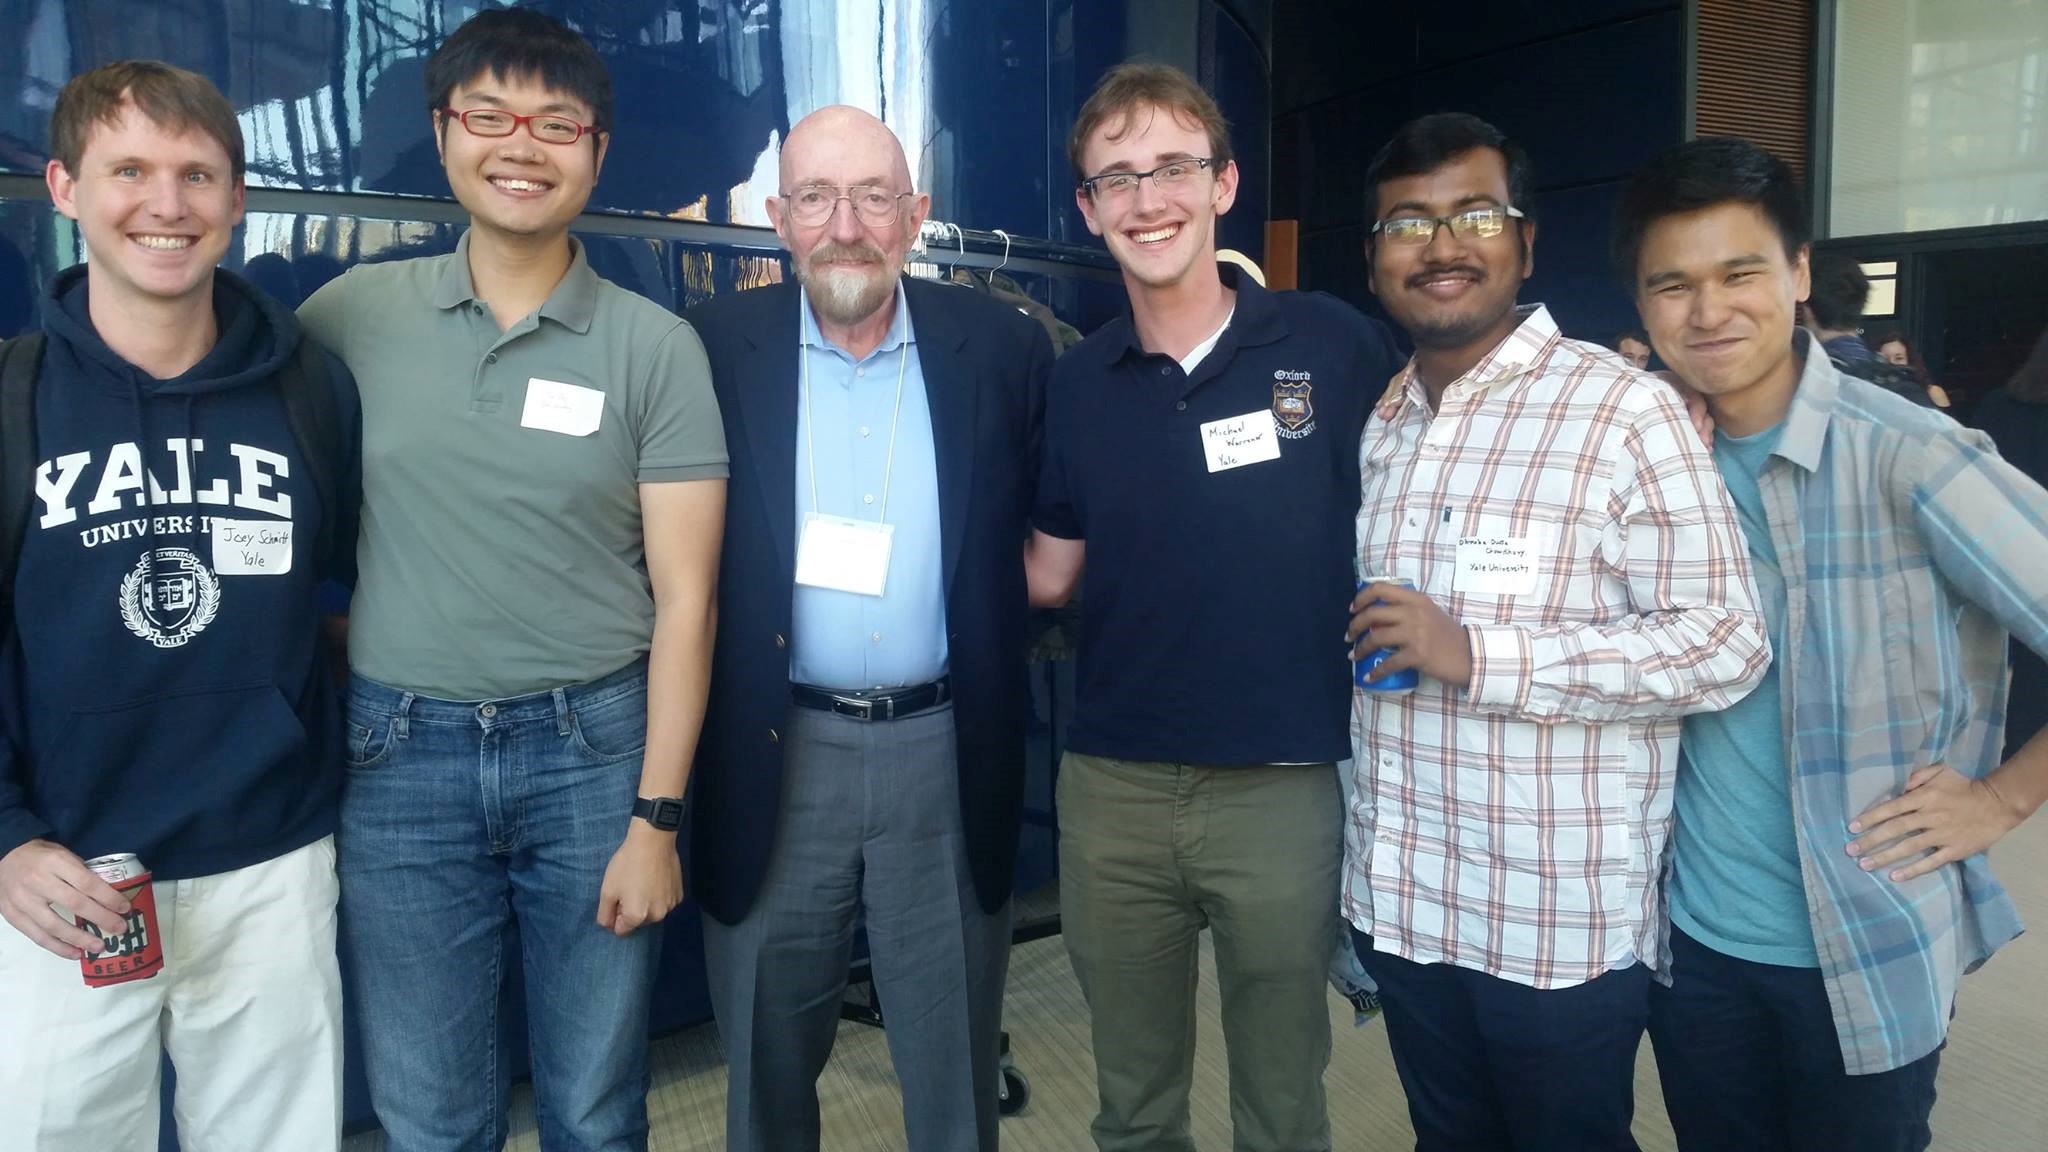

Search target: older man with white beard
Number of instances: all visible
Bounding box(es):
[680,106,1054,1152]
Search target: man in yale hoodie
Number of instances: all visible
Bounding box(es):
[0,62,360,1152]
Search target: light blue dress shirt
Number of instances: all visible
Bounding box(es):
[791,283,948,689]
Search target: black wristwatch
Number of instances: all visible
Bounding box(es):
[632,796,686,831]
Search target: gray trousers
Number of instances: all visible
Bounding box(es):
[702,701,1011,1152]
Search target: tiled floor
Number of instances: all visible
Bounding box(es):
[346,817,2048,1150]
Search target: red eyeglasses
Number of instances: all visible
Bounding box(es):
[441,107,598,145]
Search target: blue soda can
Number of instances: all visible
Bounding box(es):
[1354,574,1419,695]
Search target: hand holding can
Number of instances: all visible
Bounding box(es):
[76,854,164,987]
[1353,575,1420,695]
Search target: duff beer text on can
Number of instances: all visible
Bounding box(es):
[1354,575,1420,695]
[78,853,165,988]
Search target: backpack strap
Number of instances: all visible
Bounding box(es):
[0,332,46,641]
[276,339,340,576]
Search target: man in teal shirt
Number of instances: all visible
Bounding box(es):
[1615,136,2048,1152]
[1667,423,1816,970]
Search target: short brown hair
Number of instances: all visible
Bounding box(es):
[1067,62,1231,183]
[50,60,245,182]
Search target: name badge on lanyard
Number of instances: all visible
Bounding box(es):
[795,513,895,596]
[794,318,911,599]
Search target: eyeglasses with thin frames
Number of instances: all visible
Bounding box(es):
[1371,205,1526,246]
[442,107,598,145]
[781,185,918,227]
[1080,157,1217,200]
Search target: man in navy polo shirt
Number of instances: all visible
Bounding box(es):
[1026,63,1402,1152]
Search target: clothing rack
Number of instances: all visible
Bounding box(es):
[909,218,1117,280]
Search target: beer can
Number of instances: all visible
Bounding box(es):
[77,853,165,988]
[1354,575,1420,695]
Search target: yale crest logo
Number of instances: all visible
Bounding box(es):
[1272,369,1316,439]
[118,548,221,649]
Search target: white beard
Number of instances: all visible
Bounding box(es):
[802,262,895,326]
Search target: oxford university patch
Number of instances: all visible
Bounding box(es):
[1272,370,1316,439]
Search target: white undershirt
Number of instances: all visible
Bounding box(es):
[1177,305,1236,374]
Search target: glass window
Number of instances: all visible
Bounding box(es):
[1828,1,2048,236]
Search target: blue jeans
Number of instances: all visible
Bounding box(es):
[339,661,660,1152]
[1353,929,1650,1152]
[1648,926,1940,1152]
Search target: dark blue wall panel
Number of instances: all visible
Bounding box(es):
[1,0,1272,338]
[1273,1,1683,345]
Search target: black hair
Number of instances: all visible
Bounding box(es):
[1805,250,1871,330]
[425,7,613,136]
[1363,112,1535,225]
[1613,136,1809,287]
[1615,328,1649,347]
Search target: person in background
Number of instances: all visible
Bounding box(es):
[1801,252,1877,364]
[1875,332,1952,409]
[1971,325,2048,761]
[1615,327,1652,370]
[1800,253,1938,411]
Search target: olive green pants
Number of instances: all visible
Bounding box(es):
[1058,753,1341,1152]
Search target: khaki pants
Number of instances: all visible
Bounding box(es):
[1059,753,1341,1152]
[0,837,343,1152]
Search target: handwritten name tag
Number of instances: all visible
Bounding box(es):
[1454,534,1538,596]
[211,518,293,576]
[1200,409,1282,473]
[520,378,605,437]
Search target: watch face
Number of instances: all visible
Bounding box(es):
[641,797,685,830]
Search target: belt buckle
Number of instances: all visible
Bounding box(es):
[831,694,877,721]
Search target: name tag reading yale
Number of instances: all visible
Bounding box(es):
[1453,535,1539,596]
[1200,409,1282,473]
[520,378,605,436]
[211,518,293,576]
[794,514,895,597]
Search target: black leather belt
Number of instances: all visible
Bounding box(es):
[790,677,951,722]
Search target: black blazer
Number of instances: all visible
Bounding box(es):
[682,277,1053,925]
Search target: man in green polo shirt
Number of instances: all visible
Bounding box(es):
[296,10,726,1148]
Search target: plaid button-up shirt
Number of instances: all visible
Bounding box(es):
[1697,338,2048,1074]
[1346,305,1769,989]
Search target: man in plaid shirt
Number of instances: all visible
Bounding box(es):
[1618,137,2048,1152]
[1342,113,1770,1151]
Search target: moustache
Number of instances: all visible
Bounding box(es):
[808,241,888,269]
[1405,264,1487,290]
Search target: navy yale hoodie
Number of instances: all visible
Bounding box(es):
[0,266,361,880]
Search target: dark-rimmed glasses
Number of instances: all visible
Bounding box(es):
[442,107,598,145]
[1079,157,1216,201]
[1372,206,1527,246]
[781,185,917,227]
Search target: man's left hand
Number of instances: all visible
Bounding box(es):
[596,820,684,936]
[1346,581,1473,688]
[1847,764,2027,881]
